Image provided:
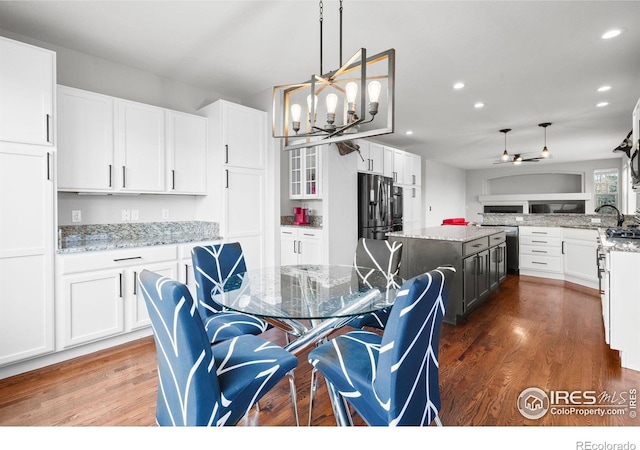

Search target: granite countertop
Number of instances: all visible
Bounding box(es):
[388,225,505,242]
[598,228,640,253]
[58,221,221,254]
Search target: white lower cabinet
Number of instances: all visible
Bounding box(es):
[177,240,222,301]
[519,226,599,289]
[280,227,323,265]
[562,228,598,289]
[56,246,177,349]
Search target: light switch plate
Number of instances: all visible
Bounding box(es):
[72,210,81,223]
[515,216,524,222]
[122,209,130,221]
[591,218,601,224]
[162,209,169,219]
[131,209,139,221]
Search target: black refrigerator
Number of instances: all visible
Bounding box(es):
[357,172,394,240]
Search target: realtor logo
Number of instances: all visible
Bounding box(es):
[518,387,550,419]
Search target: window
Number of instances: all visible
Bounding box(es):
[594,169,619,208]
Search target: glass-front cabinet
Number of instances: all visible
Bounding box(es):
[289,146,321,199]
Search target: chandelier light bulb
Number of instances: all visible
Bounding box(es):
[541,147,550,158]
[345,81,358,114]
[513,155,522,165]
[290,103,302,132]
[326,93,339,114]
[307,94,318,114]
[501,150,509,162]
[367,80,381,116]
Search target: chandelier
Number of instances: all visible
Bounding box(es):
[272,1,395,151]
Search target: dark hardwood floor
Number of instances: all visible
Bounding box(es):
[1,274,639,427]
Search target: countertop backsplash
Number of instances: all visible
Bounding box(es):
[58,221,221,253]
[280,215,323,229]
[480,213,626,229]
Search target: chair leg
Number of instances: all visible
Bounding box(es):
[434,415,442,426]
[326,380,353,426]
[287,370,299,426]
[254,400,261,412]
[308,366,318,426]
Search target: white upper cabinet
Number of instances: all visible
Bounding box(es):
[118,100,166,192]
[57,86,207,194]
[289,146,321,199]
[356,140,384,175]
[222,101,265,170]
[0,37,55,146]
[57,86,115,191]
[166,111,207,194]
[404,152,421,186]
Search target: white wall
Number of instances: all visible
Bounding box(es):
[423,160,467,226]
[466,157,624,221]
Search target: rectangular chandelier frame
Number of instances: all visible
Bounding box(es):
[272,48,395,151]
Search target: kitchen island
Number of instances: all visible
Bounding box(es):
[388,226,506,324]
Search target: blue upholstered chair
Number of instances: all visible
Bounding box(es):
[139,270,299,426]
[348,238,403,330]
[308,266,455,426]
[191,243,271,345]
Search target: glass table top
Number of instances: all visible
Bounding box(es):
[212,264,402,320]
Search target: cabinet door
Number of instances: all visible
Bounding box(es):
[563,239,598,282]
[477,250,490,300]
[222,102,265,169]
[280,232,298,266]
[128,261,177,331]
[0,37,54,146]
[57,86,115,191]
[118,100,165,192]
[463,255,478,312]
[303,146,320,198]
[382,146,394,179]
[497,243,507,283]
[405,153,421,186]
[489,246,500,291]
[0,145,54,365]
[368,142,384,175]
[299,238,323,265]
[166,111,207,194]
[392,149,405,184]
[224,167,264,269]
[59,269,124,349]
[289,149,303,198]
[356,140,370,173]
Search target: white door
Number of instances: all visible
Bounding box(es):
[57,86,115,191]
[223,102,265,170]
[0,37,54,146]
[166,111,207,194]
[118,100,165,192]
[299,238,323,265]
[563,239,598,282]
[0,145,54,366]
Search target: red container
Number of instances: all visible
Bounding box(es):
[442,218,469,226]
[293,207,309,225]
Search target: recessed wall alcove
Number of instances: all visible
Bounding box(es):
[485,172,584,195]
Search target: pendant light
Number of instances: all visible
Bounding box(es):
[539,122,552,158]
[500,128,512,161]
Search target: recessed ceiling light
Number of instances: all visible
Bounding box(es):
[597,85,611,92]
[474,102,485,109]
[602,29,624,39]
[597,102,609,107]
[405,130,413,135]
[453,82,465,90]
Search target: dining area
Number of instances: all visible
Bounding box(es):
[138,238,456,427]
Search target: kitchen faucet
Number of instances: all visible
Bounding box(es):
[594,204,625,227]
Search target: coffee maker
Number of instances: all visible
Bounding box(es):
[293,207,309,225]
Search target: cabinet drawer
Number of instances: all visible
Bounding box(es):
[298,229,323,240]
[520,236,562,248]
[489,232,506,246]
[463,237,489,257]
[519,226,562,238]
[58,246,178,274]
[520,243,562,257]
[520,254,562,272]
[281,227,323,240]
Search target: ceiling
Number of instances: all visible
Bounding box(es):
[1,0,639,170]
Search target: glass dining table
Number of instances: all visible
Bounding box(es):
[212,263,403,426]
[212,264,403,355]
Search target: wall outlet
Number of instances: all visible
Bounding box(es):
[515,216,524,222]
[122,209,130,221]
[131,209,139,221]
[161,209,169,219]
[591,217,602,224]
[72,210,81,223]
